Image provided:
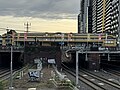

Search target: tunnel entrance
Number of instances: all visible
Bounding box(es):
[0,52,24,69]
[100,53,120,69]
[63,53,87,69]
[63,51,120,70]
[63,52,100,70]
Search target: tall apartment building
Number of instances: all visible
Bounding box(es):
[92,0,120,34]
[78,13,82,33]
[78,0,85,33]
[92,0,97,33]
[111,0,120,47]
[78,0,92,33]
[105,0,112,34]
[92,0,120,47]
[92,0,106,33]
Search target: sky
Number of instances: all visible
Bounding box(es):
[0,0,80,34]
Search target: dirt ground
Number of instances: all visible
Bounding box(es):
[5,66,57,90]
[4,64,72,90]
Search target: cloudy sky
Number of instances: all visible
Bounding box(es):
[0,0,80,34]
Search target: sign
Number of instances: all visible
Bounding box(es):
[59,42,64,45]
[17,33,20,40]
[68,33,72,41]
[98,34,102,40]
[28,69,40,78]
[24,32,27,40]
[61,33,64,41]
[105,33,108,40]
[87,34,90,40]
[48,59,56,64]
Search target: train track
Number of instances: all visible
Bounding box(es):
[62,64,105,90]
[62,63,120,90]
[102,68,120,78]
[101,62,120,77]
[81,69,120,90]
[106,69,120,76]
[0,64,32,82]
[0,68,17,82]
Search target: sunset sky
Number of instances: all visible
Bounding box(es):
[0,0,80,34]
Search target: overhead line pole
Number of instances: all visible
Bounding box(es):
[76,51,79,86]
[9,46,13,90]
[24,22,31,47]
[7,28,14,90]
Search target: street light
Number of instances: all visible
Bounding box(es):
[108,51,110,61]
[8,29,14,90]
[76,51,79,86]
[9,46,14,90]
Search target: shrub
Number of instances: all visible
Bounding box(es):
[0,82,4,90]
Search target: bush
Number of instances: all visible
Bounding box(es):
[0,82,4,90]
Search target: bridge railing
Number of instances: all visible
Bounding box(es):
[0,46,24,51]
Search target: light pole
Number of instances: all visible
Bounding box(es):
[108,51,110,61]
[76,51,79,86]
[9,46,14,90]
[8,29,14,90]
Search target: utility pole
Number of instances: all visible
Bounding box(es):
[24,22,31,47]
[24,22,31,32]
[9,46,14,90]
[76,51,79,86]
[6,28,14,90]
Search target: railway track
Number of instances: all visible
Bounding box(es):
[0,69,10,78]
[62,64,105,90]
[101,63,120,76]
[62,63,120,90]
[105,68,120,76]
[0,64,32,82]
[81,69,120,90]
[0,68,17,82]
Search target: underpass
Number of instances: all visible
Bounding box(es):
[62,47,120,70]
[0,52,23,69]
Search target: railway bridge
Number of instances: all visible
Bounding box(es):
[63,47,120,70]
[0,32,119,69]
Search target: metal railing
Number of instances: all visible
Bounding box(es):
[0,46,24,52]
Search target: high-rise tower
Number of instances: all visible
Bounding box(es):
[78,0,92,33]
[92,0,106,34]
[92,0,120,47]
[111,0,120,47]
